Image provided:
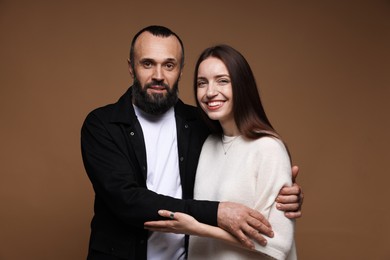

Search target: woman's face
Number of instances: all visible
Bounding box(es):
[196,57,234,127]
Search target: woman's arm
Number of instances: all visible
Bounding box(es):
[144,210,253,249]
[144,138,296,258]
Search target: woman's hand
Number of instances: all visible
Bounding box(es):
[144,210,203,236]
[145,209,252,249]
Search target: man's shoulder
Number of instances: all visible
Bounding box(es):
[84,88,133,124]
[175,99,196,109]
[174,100,198,118]
[85,103,115,120]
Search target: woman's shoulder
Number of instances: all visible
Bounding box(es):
[251,136,286,151]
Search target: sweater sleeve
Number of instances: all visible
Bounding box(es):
[252,137,295,260]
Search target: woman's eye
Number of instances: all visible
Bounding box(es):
[197,81,206,87]
[218,79,230,84]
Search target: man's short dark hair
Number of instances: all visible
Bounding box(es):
[129,25,185,69]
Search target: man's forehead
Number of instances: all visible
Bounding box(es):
[134,32,181,61]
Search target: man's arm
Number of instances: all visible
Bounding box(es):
[81,110,218,228]
[217,165,303,248]
[144,165,304,249]
[217,202,273,248]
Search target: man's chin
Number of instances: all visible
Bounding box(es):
[147,92,167,103]
[132,79,179,115]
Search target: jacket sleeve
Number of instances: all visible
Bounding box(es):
[81,110,219,229]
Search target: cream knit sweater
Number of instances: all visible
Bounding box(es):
[188,135,297,260]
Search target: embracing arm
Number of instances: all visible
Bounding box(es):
[81,110,218,228]
[145,210,247,248]
[145,138,296,258]
[214,166,303,249]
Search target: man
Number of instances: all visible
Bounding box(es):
[81,25,303,260]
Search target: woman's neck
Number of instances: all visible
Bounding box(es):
[221,120,240,137]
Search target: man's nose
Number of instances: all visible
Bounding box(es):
[152,66,164,81]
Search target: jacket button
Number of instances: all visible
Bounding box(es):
[184,124,189,129]
[180,157,184,162]
[130,131,135,136]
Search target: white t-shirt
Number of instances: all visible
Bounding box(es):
[134,105,185,260]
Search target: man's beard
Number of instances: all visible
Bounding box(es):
[132,77,179,115]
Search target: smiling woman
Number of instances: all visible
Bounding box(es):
[145,44,297,260]
[196,57,235,134]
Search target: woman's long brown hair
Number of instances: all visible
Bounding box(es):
[193,44,291,160]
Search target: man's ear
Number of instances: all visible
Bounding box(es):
[127,58,134,78]
[178,65,184,81]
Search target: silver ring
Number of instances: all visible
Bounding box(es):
[169,212,175,219]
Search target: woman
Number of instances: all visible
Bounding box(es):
[145,45,296,259]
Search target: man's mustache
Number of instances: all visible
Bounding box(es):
[145,81,169,90]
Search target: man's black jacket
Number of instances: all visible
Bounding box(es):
[81,87,219,259]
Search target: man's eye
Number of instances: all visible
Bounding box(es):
[143,62,152,68]
[165,63,175,70]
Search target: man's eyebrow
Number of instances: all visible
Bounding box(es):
[139,58,178,63]
[139,58,154,63]
[164,58,178,63]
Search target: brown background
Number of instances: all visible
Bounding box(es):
[1,0,389,259]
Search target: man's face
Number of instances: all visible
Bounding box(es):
[129,32,183,115]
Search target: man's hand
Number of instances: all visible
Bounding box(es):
[276,165,304,218]
[217,201,274,249]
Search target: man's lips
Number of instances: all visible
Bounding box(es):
[150,85,166,90]
[147,85,168,93]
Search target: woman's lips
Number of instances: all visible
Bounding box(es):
[205,101,224,110]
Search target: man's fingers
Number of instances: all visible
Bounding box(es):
[247,211,273,238]
[234,228,256,249]
[249,210,271,228]
[217,202,272,248]
[285,211,302,219]
[243,225,268,247]
[291,165,299,182]
[276,201,300,212]
[276,194,299,204]
[278,183,301,195]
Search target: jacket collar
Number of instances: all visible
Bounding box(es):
[109,87,136,125]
